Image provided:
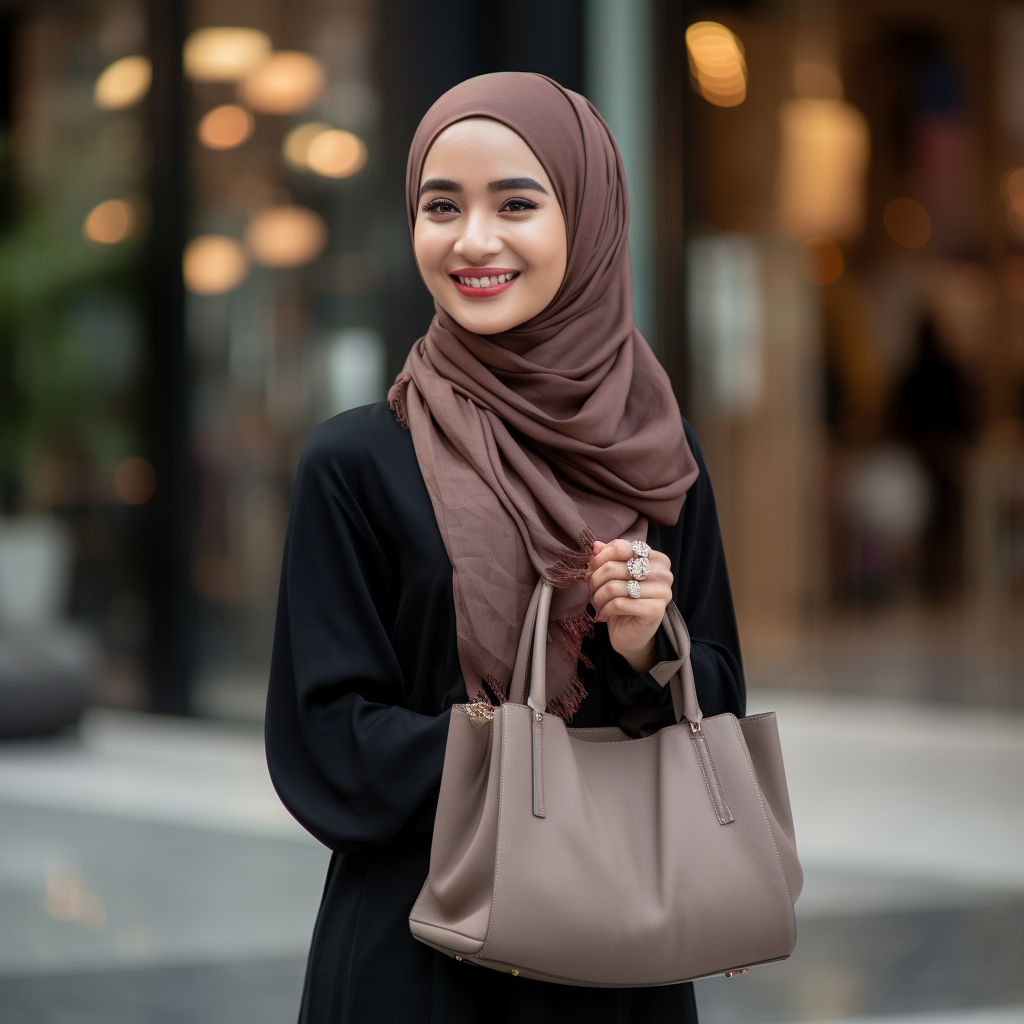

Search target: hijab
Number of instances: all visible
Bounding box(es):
[388,72,698,718]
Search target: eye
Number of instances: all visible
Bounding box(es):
[501,197,540,213]
[423,198,459,215]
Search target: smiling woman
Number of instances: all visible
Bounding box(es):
[266,71,744,1024]
[413,118,567,335]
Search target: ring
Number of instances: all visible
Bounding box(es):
[631,540,651,559]
[627,579,641,599]
[627,556,650,581]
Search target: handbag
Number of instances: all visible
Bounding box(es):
[409,580,802,987]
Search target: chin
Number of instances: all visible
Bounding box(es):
[448,297,523,335]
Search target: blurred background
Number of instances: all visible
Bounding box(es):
[0,0,1021,1022]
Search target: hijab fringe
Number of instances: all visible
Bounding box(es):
[388,375,412,430]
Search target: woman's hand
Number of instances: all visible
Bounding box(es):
[588,539,674,675]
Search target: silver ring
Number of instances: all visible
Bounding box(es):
[627,555,650,581]
[631,540,651,559]
[627,579,641,599]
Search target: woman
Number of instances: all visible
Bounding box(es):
[266,72,744,1024]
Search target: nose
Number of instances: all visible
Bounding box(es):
[453,208,502,263]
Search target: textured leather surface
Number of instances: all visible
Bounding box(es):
[409,581,802,986]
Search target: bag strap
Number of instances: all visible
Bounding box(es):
[510,579,703,729]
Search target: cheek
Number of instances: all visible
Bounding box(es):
[413,225,449,279]
[520,218,567,293]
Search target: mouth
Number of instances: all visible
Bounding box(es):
[449,268,521,297]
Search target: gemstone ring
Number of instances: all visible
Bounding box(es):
[627,555,650,581]
[631,540,651,560]
[627,579,641,599]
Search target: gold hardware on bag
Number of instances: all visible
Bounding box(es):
[725,969,748,978]
[689,721,701,734]
[455,956,462,961]
[511,969,520,976]
[461,701,495,728]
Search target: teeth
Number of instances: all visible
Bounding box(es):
[456,273,518,288]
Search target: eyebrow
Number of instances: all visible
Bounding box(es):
[418,176,549,198]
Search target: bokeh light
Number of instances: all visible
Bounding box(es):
[115,457,156,505]
[239,52,325,115]
[777,98,870,242]
[245,205,328,267]
[306,129,367,178]
[685,22,747,107]
[799,236,844,286]
[197,104,255,150]
[183,235,250,294]
[283,122,331,169]
[183,27,271,81]
[883,197,931,247]
[82,200,134,244]
[93,55,151,110]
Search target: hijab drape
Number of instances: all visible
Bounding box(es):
[388,72,697,718]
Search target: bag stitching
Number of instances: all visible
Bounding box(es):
[691,731,734,825]
[700,732,735,823]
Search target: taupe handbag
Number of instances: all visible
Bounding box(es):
[410,580,802,987]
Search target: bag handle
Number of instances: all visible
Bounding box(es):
[510,579,703,729]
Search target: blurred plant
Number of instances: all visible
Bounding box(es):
[0,183,142,513]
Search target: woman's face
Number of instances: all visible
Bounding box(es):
[413,118,567,336]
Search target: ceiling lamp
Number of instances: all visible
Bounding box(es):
[777,98,870,242]
[240,51,326,115]
[306,129,367,178]
[685,22,747,108]
[183,235,250,294]
[94,55,152,110]
[245,205,328,267]
[283,122,330,169]
[83,200,134,244]
[184,27,271,82]
[198,104,255,150]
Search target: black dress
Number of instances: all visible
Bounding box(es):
[265,401,745,1024]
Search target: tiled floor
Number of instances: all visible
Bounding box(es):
[0,695,1020,1024]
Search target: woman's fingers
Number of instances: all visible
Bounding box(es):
[591,578,672,618]
[588,542,673,600]
[596,597,667,624]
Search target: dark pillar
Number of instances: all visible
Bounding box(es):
[143,0,193,714]
[654,0,695,411]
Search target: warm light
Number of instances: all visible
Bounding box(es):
[306,129,367,178]
[239,52,325,115]
[245,205,328,267]
[183,235,250,294]
[184,27,271,81]
[686,22,747,107]
[115,456,156,505]
[1000,254,1024,304]
[83,200,133,244]
[283,122,330,169]
[799,237,844,286]
[883,198,931,248]
[94,55,151,110]
[777,98,870,242]
[197,104,254,150]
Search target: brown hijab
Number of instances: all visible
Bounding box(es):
[388,72,698,718]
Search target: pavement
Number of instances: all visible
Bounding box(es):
[0,691,1020,1023]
